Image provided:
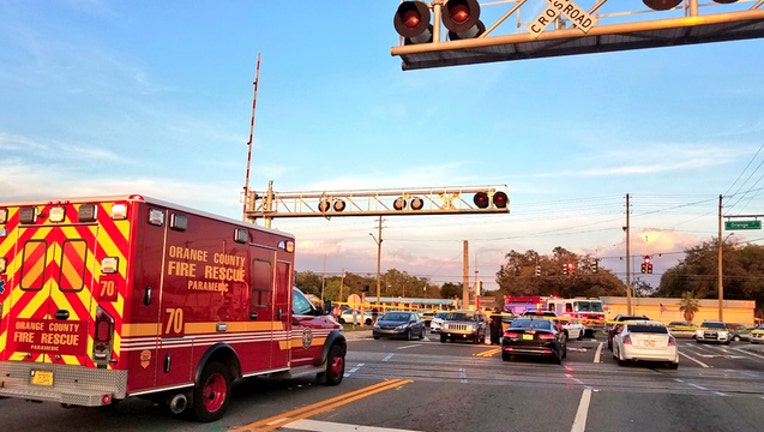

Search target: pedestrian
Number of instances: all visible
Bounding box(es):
[372,307,379,325]
[490,307,503,345]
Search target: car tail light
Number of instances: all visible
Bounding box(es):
[668,336,676,347]
[538,333,555,340]
[504,331,519,338]
[623,335,632,345]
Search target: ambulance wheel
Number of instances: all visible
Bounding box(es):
[192,362,231,422]
[318,345,345,386]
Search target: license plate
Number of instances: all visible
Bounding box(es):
[522,334,533,340]
[31,370,54,386]
[644,339,655,347]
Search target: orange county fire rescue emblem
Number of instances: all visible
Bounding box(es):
[140,350,152,369]
[301,328,313,350]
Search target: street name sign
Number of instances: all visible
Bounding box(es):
[725,220,762,230]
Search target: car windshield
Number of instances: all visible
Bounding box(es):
[575,301,604,313]
[703,322,727,329]
[435,312,448,319]
[382,313,411,321]
[628,325,668,334]
[447,312,475,321]
[511,318,553,330]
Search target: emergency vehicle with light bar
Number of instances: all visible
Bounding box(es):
[504,295,605,337]
[0,195,346,422]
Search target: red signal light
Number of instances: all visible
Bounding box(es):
[449,4,470,24]
[492,191,508,209]
[642,0,682,10]
[394,1,433,45]
[441,0,484,40]
[473,192,490,209]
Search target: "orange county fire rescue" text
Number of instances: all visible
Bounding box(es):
[166,246,245,293]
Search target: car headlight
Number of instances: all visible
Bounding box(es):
[373,322,380,329]
[396,324,408,331]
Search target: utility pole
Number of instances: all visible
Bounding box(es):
[718,194,724,321]
[625,194,632,315]
[369,216,383,305]
[339,270,346,303]
[463,240,470,309]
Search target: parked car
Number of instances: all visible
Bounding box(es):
[727,323,752,342]
[666,321,698,338]
[612,321,678,369]
[419,310,436,328]
[607,314,651,350]
[430,311,449,334]
[440,310,487,344]
[695,320,730,344]
[750,324,764,344]
[501,317,567,364]
[373,311,425,340]
[338,309,373,326]
[559,317,585,341]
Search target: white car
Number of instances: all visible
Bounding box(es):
[613,321,679,369]
[561,318,585,340]
[695,320,730,344]
[430,311,449,333]
[339,309,373,326]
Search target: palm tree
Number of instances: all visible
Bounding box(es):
[678,291,700,323]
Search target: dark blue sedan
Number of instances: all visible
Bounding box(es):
[501,317,567,364]
[373,311,425,340]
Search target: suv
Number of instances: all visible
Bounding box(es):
[696,320,730,344]
[607,314,650,350]
[440,310,487,344]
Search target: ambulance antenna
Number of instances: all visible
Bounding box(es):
[242,52,261,222]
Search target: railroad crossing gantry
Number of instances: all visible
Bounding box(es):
[391,0,764,70]
[243,183,510,225]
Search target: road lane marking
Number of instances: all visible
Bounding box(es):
[459,368,468,383]
[593,341,604,363]
[679,351,710,368]
[383,353,395,361]
[570,388,592,432]
[475,347,501,357]
[674,379,727,397]
[344,363,364,377]
[286,419,422,432]
[397,344,421,350]
[229,379,413,432]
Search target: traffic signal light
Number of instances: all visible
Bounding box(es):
[393,196,424,211]
[473,191,509,209]
[591,260,598,273]
[641,255,652,274]
[393,1,433,45]
[535,265,541,278]
[562,262,573,276]
[441,0,485,41]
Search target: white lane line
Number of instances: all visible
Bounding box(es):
[397,344,421,350]
[383,353,395,362]
[459,368,468,383]
[679,351,710,368]
[344,363,364,377]
[593,341,604,363]
[570,388,592,432]
[288,418,422,432]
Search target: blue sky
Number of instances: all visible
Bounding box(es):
[1,1,763,291]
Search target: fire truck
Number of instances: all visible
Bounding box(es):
[504,295,605,336]
[0,195,346,421]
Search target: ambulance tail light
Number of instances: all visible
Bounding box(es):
[93,307,115,363]
[49,206,66,223]
[0,208,7,224]
[0,257,6,273]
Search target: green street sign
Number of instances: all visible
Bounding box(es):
[725,220,762,230]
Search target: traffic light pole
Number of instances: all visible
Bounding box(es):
[625,194,632,315]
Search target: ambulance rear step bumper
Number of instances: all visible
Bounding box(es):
[0,361,128,407]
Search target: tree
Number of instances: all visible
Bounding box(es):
[678,291,700,323]
[440,282,463,300]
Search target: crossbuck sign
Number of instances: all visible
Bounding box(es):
[528,0,596,39]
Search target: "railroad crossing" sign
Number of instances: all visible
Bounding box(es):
[528,0,596,39]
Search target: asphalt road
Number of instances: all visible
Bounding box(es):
[2,331,763,432]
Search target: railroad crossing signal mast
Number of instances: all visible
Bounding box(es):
[243,184,509,226]
[391,0,764,70]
